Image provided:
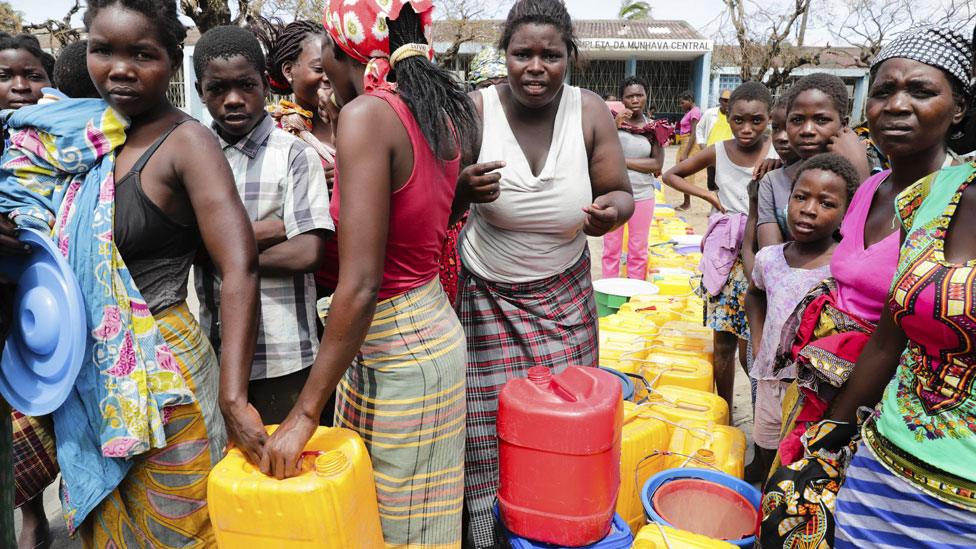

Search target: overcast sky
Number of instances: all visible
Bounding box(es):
[9,0,967,47]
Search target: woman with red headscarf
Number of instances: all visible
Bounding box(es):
[260,0,478,545]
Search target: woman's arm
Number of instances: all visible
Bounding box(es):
[757,224,786,248]
[827,304,908,422]
[662,146,722,210]
[178,124,263,464]
[744,279,767,364]
[261,96,394,479]
[625,137,665,175]
[581,91,634,236]
[741,183,760,283]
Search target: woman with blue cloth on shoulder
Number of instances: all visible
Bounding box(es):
[0,0,260,545]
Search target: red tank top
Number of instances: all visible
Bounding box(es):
[329,89,460,300]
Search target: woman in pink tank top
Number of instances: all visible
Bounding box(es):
[260,1,479,546]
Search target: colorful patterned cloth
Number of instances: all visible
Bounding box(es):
[441,215,466,306]
[269,99,335,164]
[11,411,56,506]
[697,257,750,339]
[458,251,598,547]
[467,47,507,88]
[873,163,976,487]
[322,0,435,92]
[761,419,860,549]
[79,303,226,546]
[335,278,466,546]
[0,95,196,529]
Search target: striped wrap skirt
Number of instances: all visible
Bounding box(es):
[335,278,467,548]
[835,440,976,548]
[458,251,599,548]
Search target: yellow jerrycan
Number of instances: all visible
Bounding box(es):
[599,314,659,345]
[619,295,685,325]
[599,331,647,371]
[208,426,384,548]
[642,385,729,438]
[618,401,671,534]
[619,354,714,400]
[633,524,736,548]
[665,420,747,479]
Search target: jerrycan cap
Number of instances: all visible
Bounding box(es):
[314,450,349,476]
[527,366,552,385]
[695,448,715,463]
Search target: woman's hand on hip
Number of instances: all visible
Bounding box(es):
[261,410,318,479]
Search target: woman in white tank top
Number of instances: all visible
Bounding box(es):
[661,82,773,419]
[452,1,634,545]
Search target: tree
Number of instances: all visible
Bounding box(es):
[180,0,255,32]
[23,0,81,51]
[718,0,824,93]
[619,1,652,21]
[830,0,976,67]
[0,1,23,34]
[435,0,513,69]
[251,0,323,21]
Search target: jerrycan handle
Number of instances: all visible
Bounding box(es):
[527,366,580,403]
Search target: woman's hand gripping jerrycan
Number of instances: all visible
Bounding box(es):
[207,426,384,548]
[497,366,624,546]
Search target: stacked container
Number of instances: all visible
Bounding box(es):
[497,366,623,546]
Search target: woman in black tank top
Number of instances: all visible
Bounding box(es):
[70,1,262,545]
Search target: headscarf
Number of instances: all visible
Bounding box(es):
[872,25,973,97]
[468,47,507,87]
[322,0,435,93]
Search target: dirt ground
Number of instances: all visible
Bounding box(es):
[20,144,754,547]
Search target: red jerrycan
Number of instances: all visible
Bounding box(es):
[497,366,624,546]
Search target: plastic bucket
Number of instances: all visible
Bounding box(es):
[496,505,634,549]
[641,468,760,547]
[599,367,635,402]
[593,278,659,317]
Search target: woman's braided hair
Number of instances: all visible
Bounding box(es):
[251,16,324,95]
[388,6,478,162]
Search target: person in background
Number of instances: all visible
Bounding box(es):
[52,40,100,99]
[0,32,57,549]
[760,25,972,549]
[252,18,339,304]
[663,81,772,412]
[261,0,477,545]
[675,89,702,210]
[698,89,733,192]
[742,96,801,280]
[744,153,859,483]
[602,75,663,280]
[468,47,508,91]
[192,26,332,426]
[455,0,633,544]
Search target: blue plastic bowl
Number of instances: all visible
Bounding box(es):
[641,468,761,548]
[495,505,633,549]
[598,367,634,402]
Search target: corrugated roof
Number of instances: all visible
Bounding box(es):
[711,44,868,69]
[431,18,706,45]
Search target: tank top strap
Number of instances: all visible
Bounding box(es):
[126,118,192,176]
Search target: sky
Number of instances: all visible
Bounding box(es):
[8,0,963,47]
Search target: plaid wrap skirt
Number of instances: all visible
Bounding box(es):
[458,251,599,548]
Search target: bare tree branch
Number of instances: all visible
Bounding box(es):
[22,0,81,51]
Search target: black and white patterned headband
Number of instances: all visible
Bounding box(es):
[872,25,973,97]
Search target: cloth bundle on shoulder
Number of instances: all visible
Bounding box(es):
[0,93,196,528]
